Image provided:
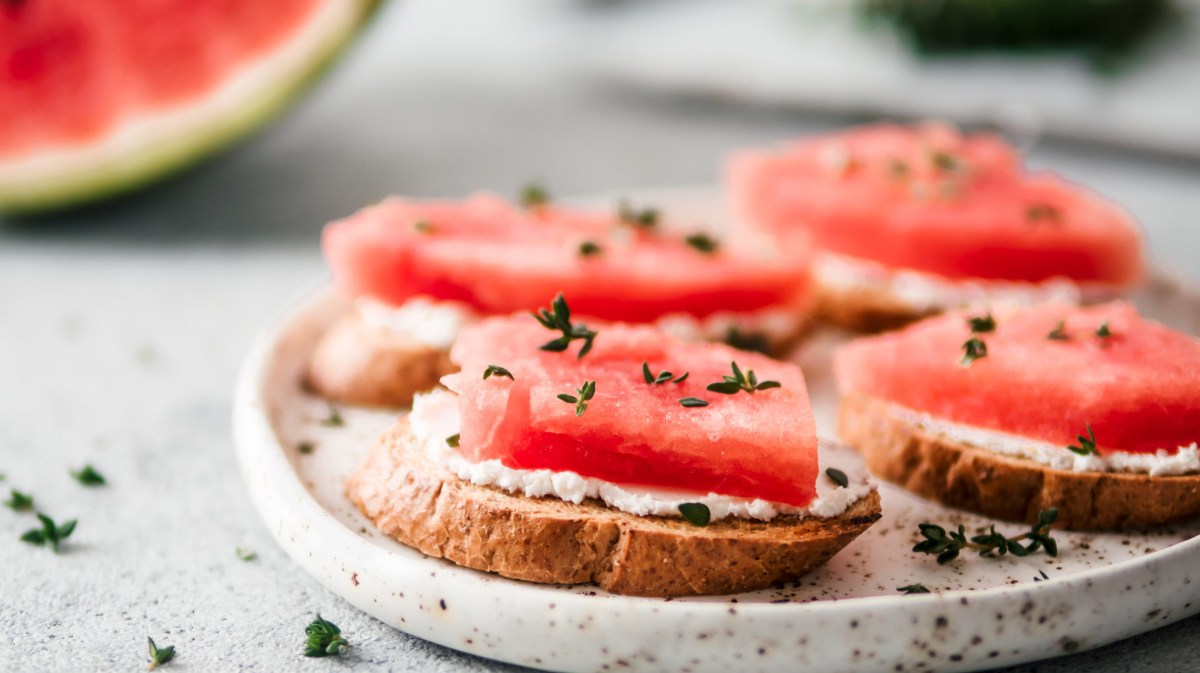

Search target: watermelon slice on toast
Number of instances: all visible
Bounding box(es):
[834,301,1200,528]
[445,311,819,507]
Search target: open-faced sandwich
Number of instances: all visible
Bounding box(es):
[347,296,881,596]
[834,301,1200,529]
[728,123,1145,331]
[310,192,813,407]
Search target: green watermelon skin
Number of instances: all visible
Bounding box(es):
[444,315,819,507]
[728,123,1145,287]
[322,194,813,323]
[834,302,1200,454]
[0,0,382,214]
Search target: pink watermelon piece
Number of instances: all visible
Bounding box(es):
[0,0,322,158]
[728,123,1145,286]
[834,302,1200,454]
[322,193,812,323]
[444,313,819,506]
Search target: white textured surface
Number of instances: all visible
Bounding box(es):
[2,0,1200,670]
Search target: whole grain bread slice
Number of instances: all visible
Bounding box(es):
[838,393,1200,530]
[307,310,456,408]
[346,418,882,597]
[813,281,933,333]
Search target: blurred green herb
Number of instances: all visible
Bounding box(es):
[71,464,106,487]
[304,614,349,657]
[20,513,77,553]
[4,488,33,512]
[147,637,175,670]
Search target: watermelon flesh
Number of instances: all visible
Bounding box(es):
[728,123,1145,286]
[444,315,819,507]
[0,0,322,159]
[834,302,1200,454]
[323,193,812,323]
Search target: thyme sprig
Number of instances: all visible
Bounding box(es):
[147,637,176,670]
[20,513,77,553]
[557,380,596,417]
[618,201,659,230]
[304,614,349,657]
[1067,424,1100,456]
[483,364,514,380]
[533,294,597,358]
[4,488,32,512]
[706,361,781,395]
[914,508,1059,565]
[641,362,687,385]
[71,464,106,487]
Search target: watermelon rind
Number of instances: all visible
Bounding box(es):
[0,0,382,216]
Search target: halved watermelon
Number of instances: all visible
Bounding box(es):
[0,0,379,214]
[443,313,818,506]
[728,123,1145,286]
[834,302,1200,454]
[323,193,812,323]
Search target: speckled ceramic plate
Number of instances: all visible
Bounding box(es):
[234,187,1200,673]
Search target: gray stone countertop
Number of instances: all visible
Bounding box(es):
[2,1,1199,671]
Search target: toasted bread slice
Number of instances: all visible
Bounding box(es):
[347,418,882,597]
[306,311,455,408]
[839,394,1200,530]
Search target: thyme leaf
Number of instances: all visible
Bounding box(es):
[1096,321,1113,339]
[533,294,598,358]
[897,584,932,594]
[4,488,32,512]
[684,232,719,254]
[70,464,106,487]
[678,502,711,527]
[1048,320,1070,341]
[304,613,349,657]
[617,201,659,230]
[483,364,515,380]
[825,467,849,488]
[966,312,995,333]
[519,183,551,209]
[578,241,602,257]
[445,434,460,449]
[679,397,709,408]
[960,337,988,366]
[147,637,176,670]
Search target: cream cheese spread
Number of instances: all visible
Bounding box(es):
[409,389,874,521]
[892,404,1200,476]
[813,252,1119,313]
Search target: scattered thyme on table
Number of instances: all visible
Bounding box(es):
[304,614,349,657]
[20,513,77,553]
[70,464,106,487]
[913,508,1059,565]
[147,637,175,670]
[4,488,33,512]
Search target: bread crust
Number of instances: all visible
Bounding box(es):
[347,419,882,597]
[309,308,809,408]
[814,281,933,333]
[838,394,1200,530]
[306,311,456,408]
